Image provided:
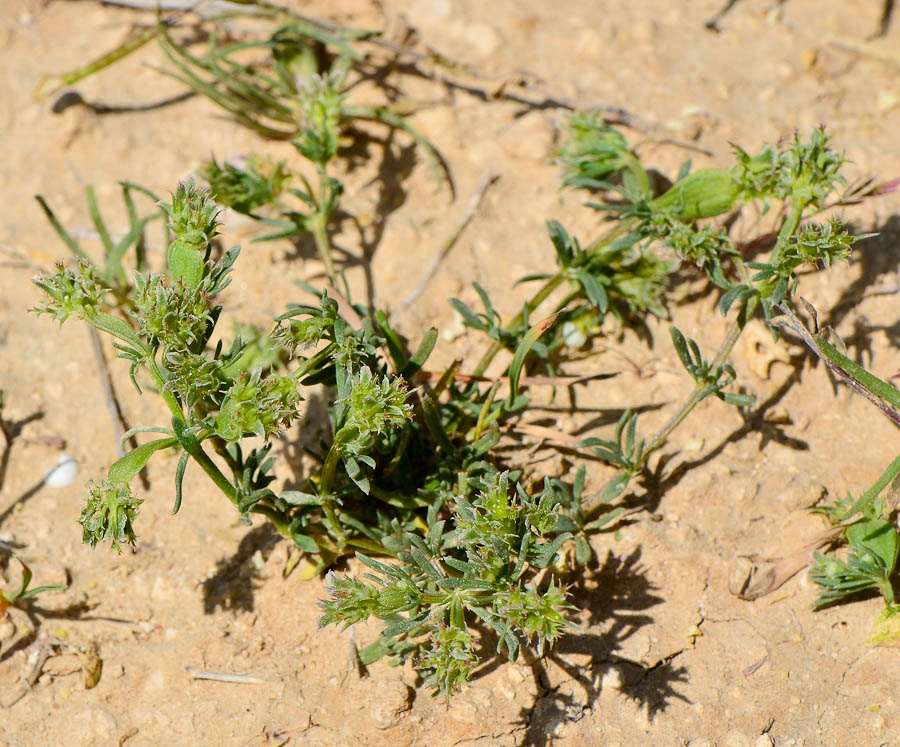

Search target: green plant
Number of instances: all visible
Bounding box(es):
[35,9,452,288]
[0,552,66,618]
[773,303,900,614]
[36,182,165,312]
[33,177,581,694]
[35,117,879,697]
[564,125,881,522]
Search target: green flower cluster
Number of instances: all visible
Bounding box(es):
[336,366,413,456]
[215,368,302,442]
[79,479,143,553]
[132,271,213,351]
[33,260,107,324]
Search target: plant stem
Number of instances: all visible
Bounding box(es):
[318,439,347,541]
[146,354,241,509]
[312,166,337,287]
[188,445,241,508]
[583,296,756,518]
[471,273,565,377]
[845,451,900,518]
[250,503,291,536]
[769,202,805,267]
[581,198,814,520]
[146,357,184,419]
[470,221,636,378]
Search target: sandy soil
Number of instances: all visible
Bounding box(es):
[2,0,900,744]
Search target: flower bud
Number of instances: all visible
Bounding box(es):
[650,168,740,220]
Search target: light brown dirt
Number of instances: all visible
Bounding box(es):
[2,0,900,745]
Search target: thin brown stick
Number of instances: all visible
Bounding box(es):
[415,369,616,387]
[829,36,900,70]
[402,171,499,309]
[88,328,127,459]
[502,422,580,448]
[186,668,266,684]
[95,0,266,15]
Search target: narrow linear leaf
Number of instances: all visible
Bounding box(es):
[35,196,88,260]
[172,451,189,515]
[402,327,438,379]
[507,313,560,406]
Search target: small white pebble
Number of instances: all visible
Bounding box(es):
[44,453,78,487]
[562,322,586,349]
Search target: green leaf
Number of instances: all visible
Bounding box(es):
[507,313,559,406]
[167,241,204,289]
[584,506,626,530]
[574,535,592,565]
[532,532,573,568]
[357,636,392,666]
[35,195,89,260]
[375,310,407,370]
[108,437,178,484]
[575,268,608,313]
[280,490,322,506]
[848,518,900,574]
[421,396,455,453]
[670,326,693,371]
[719,392,756,407]
[172,451,189,515]
[402,327,438,379]
[600,473,631,503]
[292,532,320,554]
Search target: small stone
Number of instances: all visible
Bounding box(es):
[632,19,658,43]
[460,22,500,58]
[754,736,775,747]
[43,653,83,677]
[369,677,412,729]
[683,436,704,453]
[722,732,753,747]
[498,112,557,161]
[70,706,118,746]
[506,665,526,684]
[44,453,78,487]
[0,617,16,644]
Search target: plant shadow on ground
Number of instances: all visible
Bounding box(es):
[509,548,687,745]
[818,215,900,362]
[278,125,420,313]
[280,388,333,491]
[201,523,281,614]
[499,364,817,742]
[638,365,808,516]
[0,408,45,503]
[0,585,103,666]
[705,0,895,37]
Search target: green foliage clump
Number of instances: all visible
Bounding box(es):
[36,109,891,696]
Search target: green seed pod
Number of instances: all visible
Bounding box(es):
[650,168,740,220]
[375,582,418,616]
[167,240,204,289]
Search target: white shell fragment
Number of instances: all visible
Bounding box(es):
[44,453,78,487]
[562,322,587,350]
